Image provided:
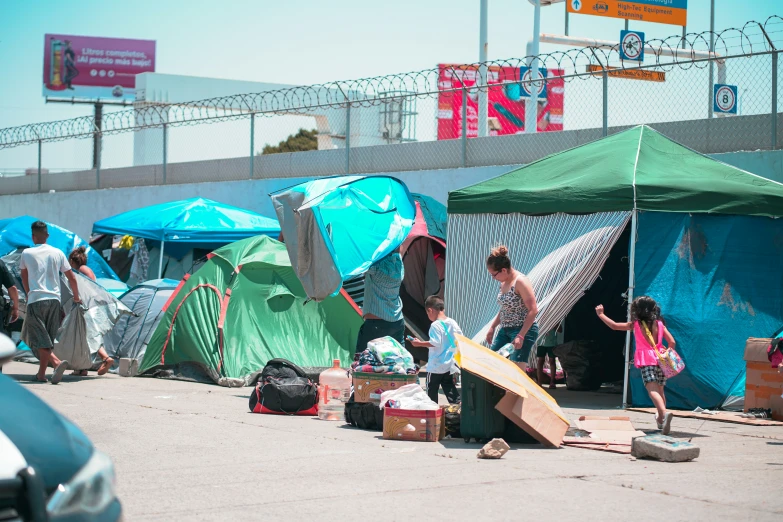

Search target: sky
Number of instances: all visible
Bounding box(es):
[0,0,781,170]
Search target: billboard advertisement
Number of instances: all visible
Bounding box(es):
[437,64,564,140]
[43,34,156,101]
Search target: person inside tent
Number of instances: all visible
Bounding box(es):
[355,248,405,354]
[68,247,114,376]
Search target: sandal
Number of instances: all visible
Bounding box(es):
[97,357,114,376]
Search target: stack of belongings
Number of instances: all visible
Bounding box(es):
[344,337,419,430]
[380,384,443,442]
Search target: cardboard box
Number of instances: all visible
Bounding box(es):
[743,337,783,420]
[383,407,443,442]
[352,372,418,404]
[455,335,569,448]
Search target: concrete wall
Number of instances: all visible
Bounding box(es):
[0,165,510,240]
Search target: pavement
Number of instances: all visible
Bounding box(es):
[5,360,783,521]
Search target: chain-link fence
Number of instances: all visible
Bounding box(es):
[1,19,782,195]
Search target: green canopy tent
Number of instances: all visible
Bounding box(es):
[447,125,783,409]
[139,236,363,386]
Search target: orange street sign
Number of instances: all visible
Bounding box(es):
[586,64,666,82]
[567,0,688,27]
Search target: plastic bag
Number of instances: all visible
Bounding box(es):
[379,383,439,410]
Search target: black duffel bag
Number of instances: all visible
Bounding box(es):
[343,393,384,431]
[249,359,319,416]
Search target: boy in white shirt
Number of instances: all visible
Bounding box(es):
[410,295,462,404]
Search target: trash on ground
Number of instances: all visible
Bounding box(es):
[477,438,510,459]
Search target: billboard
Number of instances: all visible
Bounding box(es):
[437,64,564,140]
[43,34,156,101]
[566,0,687,27]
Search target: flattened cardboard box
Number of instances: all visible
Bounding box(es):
[456,335,569,448]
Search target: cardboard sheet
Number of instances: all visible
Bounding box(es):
[456,335,569,448]
[575,416,646,444]
[627,407,783,426]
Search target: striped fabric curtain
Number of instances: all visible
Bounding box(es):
[445,212,631,351]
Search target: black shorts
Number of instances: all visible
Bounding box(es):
[536,345,555,358]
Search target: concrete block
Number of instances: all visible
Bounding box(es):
[118,358,138,377]
[631,435,700,463]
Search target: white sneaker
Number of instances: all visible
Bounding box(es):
[656,416,664,430]
[661,412,674,435]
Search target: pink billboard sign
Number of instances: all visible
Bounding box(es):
[43,34,156,101]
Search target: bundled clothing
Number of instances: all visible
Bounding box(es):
[351,336,417,375]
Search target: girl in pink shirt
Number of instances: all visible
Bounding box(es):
[596,296,676,435]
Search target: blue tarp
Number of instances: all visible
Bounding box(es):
[0,216,118,281]
[631,212,783,410]
[272,176,415,301]
[92,198,280,259]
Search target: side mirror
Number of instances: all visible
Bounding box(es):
[0,333,16,366]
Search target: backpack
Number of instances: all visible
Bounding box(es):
[249,359,319,416]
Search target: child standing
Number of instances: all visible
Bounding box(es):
[410,295,462,405]
[595,296,675,435]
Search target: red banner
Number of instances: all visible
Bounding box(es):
[437,64,564,140]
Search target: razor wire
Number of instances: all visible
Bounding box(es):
[1,17,782,149]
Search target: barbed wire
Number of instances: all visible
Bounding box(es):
[1,17,781,149]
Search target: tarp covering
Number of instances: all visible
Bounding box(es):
[449,125,783,217]
[271,176,415,301]
[139,236,363,386]
[412,194,447,240]
[92,198,280,257]
[445,212,631,346]
[103,279,179,366]
[631,212,783,410]
[0,216,117,280]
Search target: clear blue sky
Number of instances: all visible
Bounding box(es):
[0,0,780,171]
[1,0,779,126]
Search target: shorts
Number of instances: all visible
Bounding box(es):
[491,323,539,363]
[536,345,555,358]
[21,299,63,358]
[640,365,666,386]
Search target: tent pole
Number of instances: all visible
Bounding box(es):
[158,240,165,280]
[622,209,638,409]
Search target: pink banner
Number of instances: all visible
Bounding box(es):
[437,64,564,140]
[43,34,156,101]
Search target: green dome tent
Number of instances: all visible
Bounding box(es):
[139,236,362,386]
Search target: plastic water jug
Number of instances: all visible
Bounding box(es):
[497,343,514,359]
[318,359,351,421]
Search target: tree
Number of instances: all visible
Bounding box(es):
[261,128,318,155]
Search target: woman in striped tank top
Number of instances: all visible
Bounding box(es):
[485,245,539,371]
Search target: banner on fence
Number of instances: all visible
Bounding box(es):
[436,64,564,140]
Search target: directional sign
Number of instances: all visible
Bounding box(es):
[713,84,738,114]
[620,30,645,61]
[586,64,665,82]
[567,0,687,27]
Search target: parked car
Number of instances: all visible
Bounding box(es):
[0,334,122,521]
